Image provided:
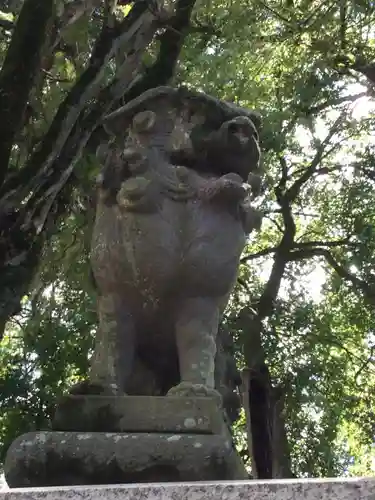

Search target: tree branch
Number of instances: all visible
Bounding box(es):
[305,92,367,116]
[289,247,375,304]
[294,238,354,249]
[0,1,158,201]
[0,0,201,339]
[241,237,354,265]
[118,0,198,103]
[241,246,279,263]
[285,111,346,203]
[86,0,198,156]
[0,0,55,188]
[0,1,170,340]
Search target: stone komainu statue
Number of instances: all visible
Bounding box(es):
[76,86,262,424]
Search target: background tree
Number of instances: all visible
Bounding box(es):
[1,0,375,481]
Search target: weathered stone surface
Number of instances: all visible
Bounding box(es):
[52,395,224,434]
[82,85,263,402]
[4,431,247,487]
[1,479,375,499]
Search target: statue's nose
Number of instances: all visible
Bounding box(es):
[234,130,250,145]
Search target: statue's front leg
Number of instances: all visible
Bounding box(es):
[88,293,136,395]
[168,297,222,401]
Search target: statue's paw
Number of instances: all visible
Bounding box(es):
[221,173,244,184]
[116,177,158,212]
[201,174,247,204]
[161,165,196,201]
[68,380,120,396]
[117,177,150,203]
[167,382,223,404]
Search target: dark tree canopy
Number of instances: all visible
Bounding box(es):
[1,0,375,482]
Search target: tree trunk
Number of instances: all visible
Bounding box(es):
[241,315,293,479]
[0,0,197,340]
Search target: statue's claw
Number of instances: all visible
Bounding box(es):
[167,382,223,404]
[200,174,247,205]
[68,380,120,396]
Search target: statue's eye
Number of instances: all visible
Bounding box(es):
[227,122,240,133]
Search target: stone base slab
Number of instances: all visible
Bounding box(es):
[4,431,247,487]
[1,479,374,499]
[52,395,223,434]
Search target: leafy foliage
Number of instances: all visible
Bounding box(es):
[1,0,375,480]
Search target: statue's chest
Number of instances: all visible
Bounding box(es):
[91,198,245,298]
[95,195,244,251]
[117,198,244,253]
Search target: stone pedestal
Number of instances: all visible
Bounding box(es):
[1,479,374,500]
[4,396,247,487]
